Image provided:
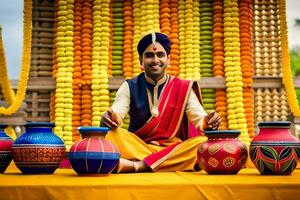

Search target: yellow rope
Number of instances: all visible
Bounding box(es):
[0,0,32,115]
[279,0,300,116]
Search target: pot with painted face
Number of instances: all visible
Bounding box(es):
[0,124,13,173]
[12,122,66,174]
[250,121,300,175]
[197,130,248,174]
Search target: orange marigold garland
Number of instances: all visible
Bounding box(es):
[72,0,83,141]
[123,0,134,79]
[239,0,254,137]
[80,0,93,126]
[212,0,228,130]
[169,0,180,77]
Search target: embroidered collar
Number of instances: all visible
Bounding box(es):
[144,73,168,86]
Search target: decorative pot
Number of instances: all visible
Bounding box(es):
[197,130,248,174]
[0,124,13,173]
[12,122,66,174]
[250,121,300,175]
[69,126,120,176]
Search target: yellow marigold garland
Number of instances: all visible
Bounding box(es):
[178,0,186,78]
[97,0,110,125]
[278,0,300,116]
[223,0,249,143]
[132,0,142,75]
[0,0,32,115]
[184,0,194,80]
[192,0,200,80]
[91,0,103,126]
[0,27,15,105]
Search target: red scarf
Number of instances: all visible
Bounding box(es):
[134,76,193,145]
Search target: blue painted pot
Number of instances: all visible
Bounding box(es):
[0,124,13,173]
[69,126,120,175]
[12,122,66,174]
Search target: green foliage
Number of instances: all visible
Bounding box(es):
[290,49,300,105]
[290,49,300,76]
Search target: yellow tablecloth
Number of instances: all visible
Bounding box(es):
[1,164,300,200]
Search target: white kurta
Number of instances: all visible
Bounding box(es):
[110,74,208,131]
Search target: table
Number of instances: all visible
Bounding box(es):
[1,164,300,200]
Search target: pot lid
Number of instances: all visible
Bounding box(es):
[25,122,55,128]
[78,126,110,133]
[258,121,291,127]
[204,130,241,135]
[0,124,8,129]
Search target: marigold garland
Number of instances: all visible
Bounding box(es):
[239,0,254,137]
[95,0,110,126]
[168,0,180,76]
[223,0,249,143]
[178,0,186,78]
[212,0,228,130]
[184,0,194,80]
[112,0,124,77]
[0,27,15,105]
[132,0,142,75]
[123,0,134,79]
[278,0,300,116]
[72,0,83,142]
[0,0,32,115]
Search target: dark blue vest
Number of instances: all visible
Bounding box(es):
[126,73,167,133]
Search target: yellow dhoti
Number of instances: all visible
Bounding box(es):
[105,128,207,172]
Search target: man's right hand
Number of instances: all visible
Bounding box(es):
[203,111,221,130]
[100,109,122,129]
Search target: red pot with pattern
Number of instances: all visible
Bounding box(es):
[0,124,13,173]
[197,130,248,174]
[250,121,300,175]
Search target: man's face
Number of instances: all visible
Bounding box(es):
[139,42,170,81]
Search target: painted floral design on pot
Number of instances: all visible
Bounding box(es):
[12,122,66,174]
[250,121,300,175]
[0,124,13,173]
[197,130,248,174]
[69,127,120,176]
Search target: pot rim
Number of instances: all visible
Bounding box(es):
[78,126,110,133]
[258,121,291,128]
[25,122,55,128]
[205,130,241,134]
[0,124,8,129]
[204,130,241,137]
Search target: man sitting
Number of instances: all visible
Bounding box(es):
[101,32,221,173]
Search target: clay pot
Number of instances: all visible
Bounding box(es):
[250,121,300,175]
[197,130,248,174]
[69,127,120,176]
[0,124,13,173]
[12,122,66,174]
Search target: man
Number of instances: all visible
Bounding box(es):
[101,32,221,173]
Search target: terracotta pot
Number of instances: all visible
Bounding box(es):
[0,124,13,173]
[69,127,120,176]
[250,121,300,175]
[12,122,66,174]
[197,130,248,174]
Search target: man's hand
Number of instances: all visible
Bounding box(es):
[203,111,221,130]
[100,109,123,130]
